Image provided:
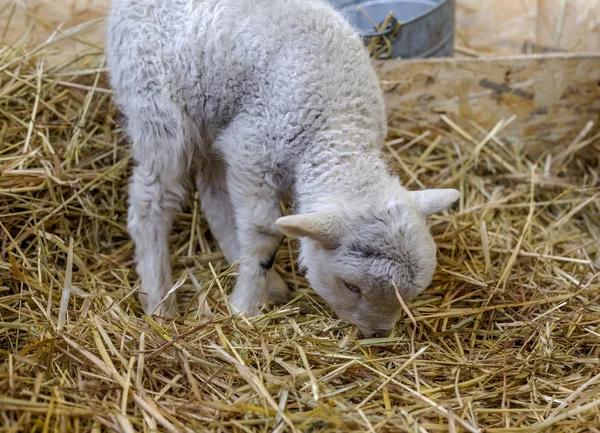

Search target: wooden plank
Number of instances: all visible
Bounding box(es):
[537,0,600,53]
[374,52,600,155]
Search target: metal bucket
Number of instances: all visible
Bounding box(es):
[329,0,455,59]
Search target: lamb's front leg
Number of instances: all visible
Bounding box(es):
[225,167,283,316]
[196,157,292,305]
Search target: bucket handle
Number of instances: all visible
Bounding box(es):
[360,16,399,39]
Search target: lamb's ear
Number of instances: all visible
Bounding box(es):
[410,189,461,216]
[275,212,340,248]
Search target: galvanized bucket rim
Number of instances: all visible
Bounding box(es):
[341,0,449,38]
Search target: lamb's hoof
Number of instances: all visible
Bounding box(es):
[267,269,295,305]
[229,301,263,318]
[142,296,179,319]
[229,289,265,318]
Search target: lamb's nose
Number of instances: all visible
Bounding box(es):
[365,328,393,339]
[376,328,393,338]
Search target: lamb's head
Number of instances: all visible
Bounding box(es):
[276,188,460,338]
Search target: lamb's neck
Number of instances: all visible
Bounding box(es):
[295,128,397,214]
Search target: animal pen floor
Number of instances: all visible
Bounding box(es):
[1,14,600,433]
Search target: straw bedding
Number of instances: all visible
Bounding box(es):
[1,15,600,433]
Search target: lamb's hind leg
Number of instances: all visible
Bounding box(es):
[126,101,188,317]
[129,163,186,317]
[196,156,293,305]
[267,266,293,305]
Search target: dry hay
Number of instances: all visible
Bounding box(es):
[1,12,600,433]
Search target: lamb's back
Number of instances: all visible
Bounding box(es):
[107,0,385,148]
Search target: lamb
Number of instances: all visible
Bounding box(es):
[106,0,460,338]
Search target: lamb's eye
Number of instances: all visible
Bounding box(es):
[344,282,361,295]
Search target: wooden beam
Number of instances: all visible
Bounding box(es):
[374,52,600,156]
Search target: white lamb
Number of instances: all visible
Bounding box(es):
[106,0,460,338]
